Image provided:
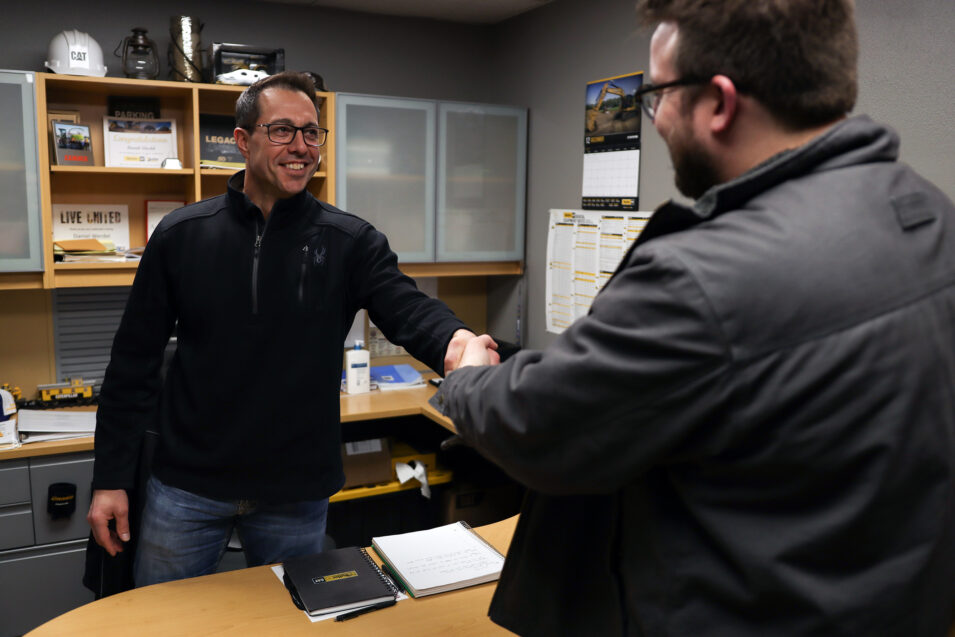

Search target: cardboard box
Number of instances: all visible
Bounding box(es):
[341,438,392,489]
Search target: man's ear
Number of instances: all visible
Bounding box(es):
[234,126,251,160]
[709,75,739,134]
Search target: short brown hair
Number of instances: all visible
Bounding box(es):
[235,71,319,129]
[635,0,858,130]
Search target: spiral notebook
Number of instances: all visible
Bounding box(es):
[371,521,505,598]
[282,546,398,616]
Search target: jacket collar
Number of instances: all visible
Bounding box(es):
[226,170,312,226]
[635,115,899,249]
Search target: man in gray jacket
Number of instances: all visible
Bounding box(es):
[437,1,955,635]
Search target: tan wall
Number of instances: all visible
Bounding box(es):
[0,289,56,399]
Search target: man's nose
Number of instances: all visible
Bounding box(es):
[287,128,309,153]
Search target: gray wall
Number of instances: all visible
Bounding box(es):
[489,0,955,350]
[0,0,495,100]
[3,0,953,352]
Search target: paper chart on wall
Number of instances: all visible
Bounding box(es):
[545,209,652,334]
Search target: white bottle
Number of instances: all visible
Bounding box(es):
[345,340,370,394]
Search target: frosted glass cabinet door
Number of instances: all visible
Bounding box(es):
[336,94,435,262]
[437,103,526,262]
[0,70,43,272]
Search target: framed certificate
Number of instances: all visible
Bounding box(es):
[146,200,185,241]
[103,117,178,168]
[52,203,130,251]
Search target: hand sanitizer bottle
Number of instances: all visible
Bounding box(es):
[345,340,370,394]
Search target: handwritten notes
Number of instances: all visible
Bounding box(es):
[371,521,505,597]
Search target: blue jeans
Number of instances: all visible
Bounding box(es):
[134,475,328,587]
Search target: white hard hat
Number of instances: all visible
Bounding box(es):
[45,30,107,77]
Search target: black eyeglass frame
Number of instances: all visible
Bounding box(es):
[635,76,712,121]
[253,122,329,147]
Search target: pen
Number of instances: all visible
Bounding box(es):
[334,598,397,622]
[379,561,407,594]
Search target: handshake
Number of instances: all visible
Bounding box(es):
[443,329,504,375]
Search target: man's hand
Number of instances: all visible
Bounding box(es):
[456,333,501,369]
[444,329,500,374]
[87,489,131,557]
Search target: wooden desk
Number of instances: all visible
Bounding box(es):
[1,382,455,462]
[27,515,518,636]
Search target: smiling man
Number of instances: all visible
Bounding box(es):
[234,79,323,217]
[87,71,489,588]
[436,1,955,635]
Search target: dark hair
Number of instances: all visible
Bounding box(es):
[235,71,319,130]
[635,0,858,130]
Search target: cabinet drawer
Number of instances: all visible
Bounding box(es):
[0,538,93,637]
[29,452,94,545]
[0,504,33,550]
[0,459,30,506]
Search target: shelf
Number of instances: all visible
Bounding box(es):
[41,73,197,99]
[54,262,140,269]
[51,166,194,176]
[399,261,523,277]
[52,263,138,288]
[329,468,453,503]
[0,271,45,291]
[200,169,328,179]
[0,437,452,501]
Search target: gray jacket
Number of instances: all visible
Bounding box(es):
[441,116,955,636]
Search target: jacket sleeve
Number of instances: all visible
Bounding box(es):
[348,223,467,374]
[440,244,733,494]
[92,229,177,490]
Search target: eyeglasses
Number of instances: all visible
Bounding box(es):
[254,122,328,147]
[635,76,710,122]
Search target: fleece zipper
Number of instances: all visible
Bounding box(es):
[251,216,271,315]
[298,244,309,304]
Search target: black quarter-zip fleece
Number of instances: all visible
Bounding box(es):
[93,171,466,502]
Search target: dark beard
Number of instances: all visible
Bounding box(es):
[672,142,722,200]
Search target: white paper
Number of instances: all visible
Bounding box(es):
[545,209,652,333]
[395,460,430,498]
[372,522,503,593]
[581,149,641,198]
[20,432,90,444]
[16,409,96,433]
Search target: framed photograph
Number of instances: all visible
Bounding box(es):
[51,120,94,166]
[146,199,185,241]
[103,117,178,168]
[46,109,80,143]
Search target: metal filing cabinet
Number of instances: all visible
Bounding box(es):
[0,459,33,550]
[0,452,95,637]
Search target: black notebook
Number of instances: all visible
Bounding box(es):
[282,546,398,616]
